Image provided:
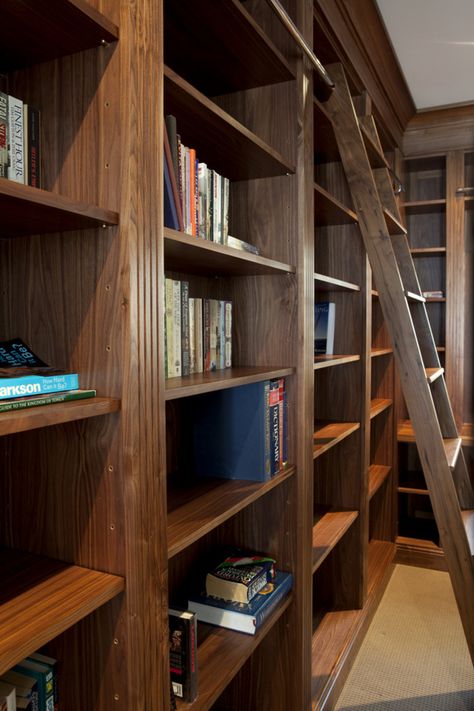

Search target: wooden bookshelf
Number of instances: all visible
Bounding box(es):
[313,421,360,459]
[312,507,359,571]
[313,354,360,370]
[165,367,294,401]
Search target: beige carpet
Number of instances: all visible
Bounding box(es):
[335,564,474,710]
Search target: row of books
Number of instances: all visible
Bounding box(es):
[165,278,232,378]
[189,378,288,481]
[0,338,95,412]
[0,92,41,187]
[169,550,293,703]
[164,115,260,256]
[0,650,57,710]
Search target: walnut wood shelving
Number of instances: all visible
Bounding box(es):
[164,228,295,276]
[314,184,358,225]
[175,595,293,711]
[0,179,119,238]
[0,548,124,677]
[0,0,118,72]
[0,397,120,436]
[368,464,391,500]
[164,66,295,181]
[165,367,295,401]
[410,247,447,257]
[314,273,360,292]
[369,398,393,419]
[313,354,360,370]
[313,421,360,459]
[402,199,446,214]
[370,347,393,357]
[312,507,359,572]
[167,467,296,558]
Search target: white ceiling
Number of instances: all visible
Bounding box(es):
[375,0,474,110]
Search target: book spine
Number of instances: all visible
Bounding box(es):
[0,92,8,178]
[198,162,208,239]
[165,278,174,378]
[0,374,79,400]
[278,377,288,468]
[181,281,190,377]
[27,105,42,188]
[178,137,185,219]
[254,574,293,629]
[207,169,213,241]
[227,235,260,255]
[194,298,203,373]
[217,300,225,371]
[224,301,232,368]
[189,148,196,236]
[209,299,218,371]
[222,176,229,244]
[194,156,199,238]
[213,171,221,243]
[202,298,211,372]
[188,297,196,374]
[165,114,179,181]
[187,614,197,701]
[0,389,95,412]
[7,95,24,183]
[264,380,271,479]
[172,280,182,377]
[269,379,280,475]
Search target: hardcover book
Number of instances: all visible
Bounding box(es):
[190,380,272,481]
[28,652,58,711]
[206,554,275,603]
[188,570,293,635]
[169,608,197,702]
[13,659,53,711]
[7,94,24,183]
[0,388,96,413]
[314,301,336,355]
[0,91,8,178]
[0,682,15,711]
[0,670,38,711]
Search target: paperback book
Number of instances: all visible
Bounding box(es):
[188,570,293,635]
[168,608,197,702]
[314,301,336,355]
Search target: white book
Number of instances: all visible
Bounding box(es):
[172,279,182,377]
[165,278,175,378]
[194,297,203,373]
[222,176,230,244]
[314,301,336,356]
[198,162,208,239]
[213,171,221,243]
[224,301,232,368]
[0,681,16,711]
[189,297,196,373]
[7,94,24,183]
[209,299,218,371]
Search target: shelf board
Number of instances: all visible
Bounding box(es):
[370,348,393,358]
[358,119,389,169]
[403,199,446,214]
[313,354,360,370]
[465,196,474,210]
[461,422,474,445]
[0,0,118,73]
[369,398,392,419]
[314,273,360,292]
[312,507,359,572]
[0,548,124,676]
[164,66,295,181]
[425,297,446,303]
[167,467,296,558]
[164,228,295,276]
[176,593,292,711]
[314,184,358,225]
[368,464,391,500]
[0,397,120,436]
[410,247,446,257]
[313,421,360,459]
[398,482,429,495]
[164,0,294,97]
[165,366,294,401]
[0,179,119,238]
[311,540,394,707]
[397,420,462,469]
[384,208,406,235]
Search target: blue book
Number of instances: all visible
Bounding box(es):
[190,380,272,481]
[14,658,54,711]
[0,372,79,400]
[188,570,293,635]
[314,301,336,355]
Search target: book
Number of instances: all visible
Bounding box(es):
[1,669,39,711]
[164,126,184,231]
[13,659,54,711]
[0,388,96,413]
[190,380,272,481]
[205,553,275,603]
[172,280,182,377]
[28,653,57,711]
[269,378,281,476]
[188,570,293,635]
[224,301,232,368]
[168,609,197,702]
[0,338,79,400]
[165,114,179,185]
[7,94,24,184]
[181,280,190,377]
[226,235,260,256]
[194,297,203,373]
[0,682,15,711]
[202,298,211,372]
[209,299,218,371]
[0,91,8,178]
[314,301,336,355]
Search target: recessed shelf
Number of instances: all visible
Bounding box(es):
[0,397,120,437]
[164,0,294,97]
[0,0,118,73]
[0,179,119,238]
[176,594,292,711]
[313,421,360,459]
[358,118,389,170]
[314,273,360,292]
[397,420,462,469]
[403,199,446,214]
[384,209,406,235]
[164,228,295,276]
[313,355,360,370]
[398,480,429,496]
[369,398,392,419]
[167,467,296,558]
[410,247,446,257]
[371,348,393,358]
[0,548,124,676]
[165,366,294,401]
[312,507,358,572]
[369,465,391,500]
[164,66,295,181]
[314,184,358,225]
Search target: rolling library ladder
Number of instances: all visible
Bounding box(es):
[320,62,474,665]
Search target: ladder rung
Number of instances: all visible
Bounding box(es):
[405,290,426,303]
[461,510,474,556]
[445,437,462,470]
[426,367,444,384]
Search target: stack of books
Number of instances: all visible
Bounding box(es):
[187,551,293,635]
[1,650,58,710]
[0,91,41,187]
[0,338,95,414]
